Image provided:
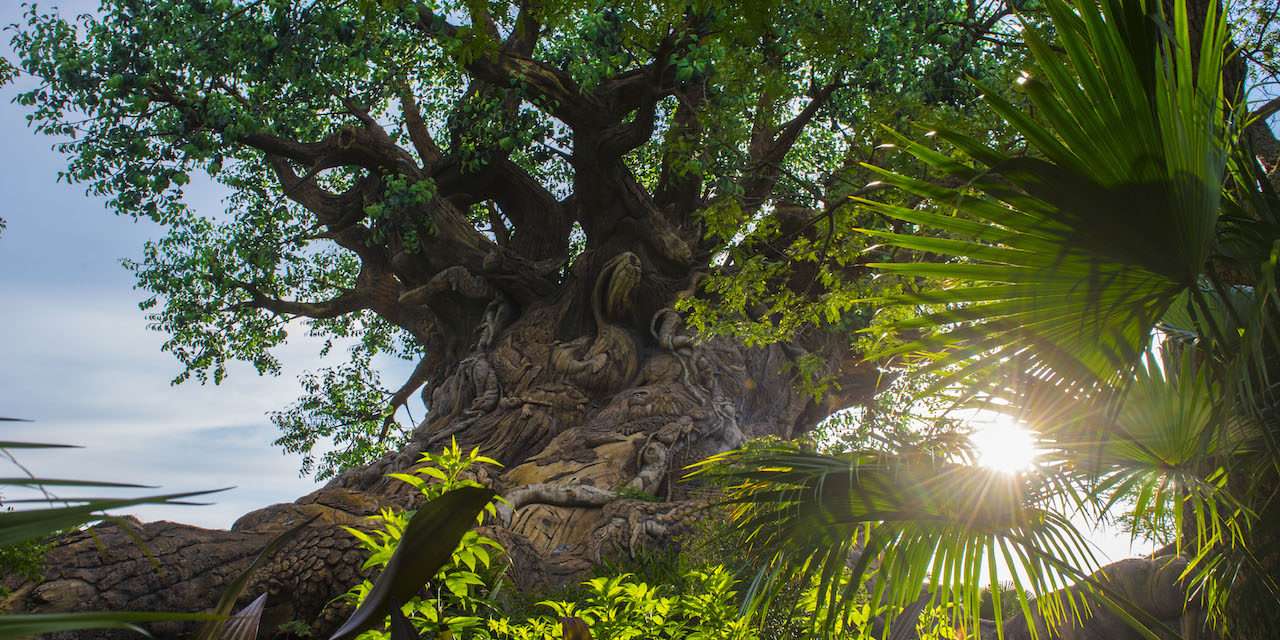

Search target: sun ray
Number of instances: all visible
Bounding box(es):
[969,414,1038,474]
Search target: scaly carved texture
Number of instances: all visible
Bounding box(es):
[1,488,380,639]
[1,290,1201,640]
[5,269,874,639]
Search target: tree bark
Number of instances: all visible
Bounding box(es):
[1,249,878,639]
[0,248,1210,640]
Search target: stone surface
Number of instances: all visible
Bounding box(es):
[3,263,871,637]
[0,259,1203,639]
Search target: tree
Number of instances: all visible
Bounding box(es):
[3,0,1029,633]
[704,0,1280,638]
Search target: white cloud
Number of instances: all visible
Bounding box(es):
[0,286,329,528]
[0,1,425,530]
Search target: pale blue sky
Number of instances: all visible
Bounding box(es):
[0,0,326,528]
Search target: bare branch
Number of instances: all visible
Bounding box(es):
[597,91,662,158]
[595,46,675,159]
[433,157,569,263]
[465,0,500,41]
[486,202,510,246]
[1250,96,1280,125]
[148,81,422,176]
[506,0,544,57]
[265,155,367,227]
[247,120,420,176]
[741,80,843,209]
[262,155,393,267]
[233,280,369,320]
[655,85,708,216]
[377,355,435,443]
[399,87,445,168]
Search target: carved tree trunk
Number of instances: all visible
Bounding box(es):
[1,250,877,639]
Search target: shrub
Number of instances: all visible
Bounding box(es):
[343,442,974,640]
[343,439,506,639]
[343,442,758,640]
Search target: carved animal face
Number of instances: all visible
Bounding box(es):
[594,383,690,421]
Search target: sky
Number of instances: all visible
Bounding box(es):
[2,0,1268,564]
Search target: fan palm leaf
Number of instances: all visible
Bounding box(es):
[1065,350,1250,602]
[689,444,1110,639]
[857,0,1230,390]
[849,0,1254,628]
[696,0,1267,637]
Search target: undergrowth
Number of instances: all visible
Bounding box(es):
[343,440,969,640]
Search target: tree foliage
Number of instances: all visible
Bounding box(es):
[9,0,1280,638]
[11,0,1029,475]
[704,0,1280,637]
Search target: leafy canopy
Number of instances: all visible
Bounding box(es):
[11,0,1028,476]
[702,0,1280,637]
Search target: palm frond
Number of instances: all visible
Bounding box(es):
[0,488,229,547]
[0,428,237,637]
[0,611,222,640]
[690,444,1098,639]
[1075,350,1249,549]
[858,0,1230,391]
[974,345,1256,628]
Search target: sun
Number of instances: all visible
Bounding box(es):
[968,414,1039,474]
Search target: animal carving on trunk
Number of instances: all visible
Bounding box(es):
[551,252,642,394]
[420,294,514,447]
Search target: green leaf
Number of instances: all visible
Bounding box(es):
[0,611,221,640]
[0,488,230,546]
[209,593,268,640]
[0,441,77,449]
[416,467,448,482]
[858,0,1230,391]
[0,478,154,489]
[388,472,425,489]
[691,444,1097,638]
[328,486,496,640]
[389,606,419,640]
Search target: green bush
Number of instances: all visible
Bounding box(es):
[343,439,506,638]
[344,441,980,640]
[523,568,754,640]
[0,494,49,590]
[0,537,48,592]
[343,442,760,640]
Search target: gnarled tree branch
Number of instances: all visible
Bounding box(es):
[411,3,599,127]
[399,87,445,169]
[233,281,370,320]
[741,79,844,209]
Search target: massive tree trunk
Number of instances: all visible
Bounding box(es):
[0,11,880,626]
[5,1,1252,635]
[0,253,877,638]
[1,293,1212,640]
[0,234,1210,640]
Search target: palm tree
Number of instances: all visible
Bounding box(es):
[695,0,1279,637]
